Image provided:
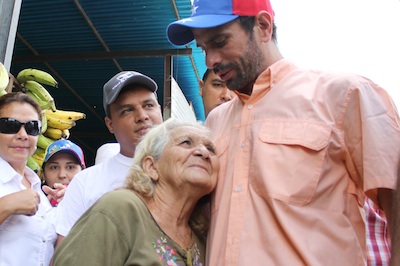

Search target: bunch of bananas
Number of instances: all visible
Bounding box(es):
[0,62,10,96]
[11,68,86,174]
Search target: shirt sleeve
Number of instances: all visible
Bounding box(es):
[342,78,400,199]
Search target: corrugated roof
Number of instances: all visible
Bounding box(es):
[10,0,207,165]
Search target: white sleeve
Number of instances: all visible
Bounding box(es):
[55,172,87,237]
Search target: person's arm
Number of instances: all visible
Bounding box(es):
[390,162,400,266]
[55,234,65,249]
[377,188,394,234]
[0,189,40,224]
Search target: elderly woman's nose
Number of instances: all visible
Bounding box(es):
[194,144,210,158]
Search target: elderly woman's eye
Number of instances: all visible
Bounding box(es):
[181,140,191,145]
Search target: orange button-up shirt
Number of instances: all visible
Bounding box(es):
[205,59,400,266]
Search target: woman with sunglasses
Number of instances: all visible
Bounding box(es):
[0,92,57,266]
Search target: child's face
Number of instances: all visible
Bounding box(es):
[43,152,82,188]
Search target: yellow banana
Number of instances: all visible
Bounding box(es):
[44,127,65,140]
[32,153,44,168]
[46,114,76,130]
[16,68,58,88]
[62,129,70,139]
[24,80,56,111]
[45,109,86,121]
[27,155,41,173]
[37,133,55,150]
[0,62,10,92]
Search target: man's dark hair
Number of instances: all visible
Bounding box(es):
[237,16,277,43]
[202,69,213,82]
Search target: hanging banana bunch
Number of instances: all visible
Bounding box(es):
[12,68,86,172]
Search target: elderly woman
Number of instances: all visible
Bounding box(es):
[0,92,57,265]
[53,118,219,265]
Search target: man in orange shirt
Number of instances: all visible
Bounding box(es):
[167,0,400,265]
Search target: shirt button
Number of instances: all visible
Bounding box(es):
[240,142,246,148]
[247,104,253,109]
[42,238,46,242]
[235,186,242,192]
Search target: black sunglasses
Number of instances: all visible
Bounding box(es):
[0,117,42,136]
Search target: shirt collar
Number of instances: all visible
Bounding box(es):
[236,59,298,103]
[0,156,42,188]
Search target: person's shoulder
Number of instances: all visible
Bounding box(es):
[91,189,147,217]
[99,189,140,204]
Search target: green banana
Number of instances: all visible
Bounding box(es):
[0,62,10,92]
[37,133,55,150]
[25,90,53,110]
[27,155,41,174]
[16,68,58,88]
[34,146,46,158]
[24,80,56,111]
[0,89,7,97]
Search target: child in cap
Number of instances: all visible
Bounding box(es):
[41,139,86,206]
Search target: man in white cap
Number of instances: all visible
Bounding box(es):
[55,71,163,245]
[167,0,400,265]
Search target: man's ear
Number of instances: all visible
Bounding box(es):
[142,156,159,181]
[255,11,274,43]
[199,80,204,96]
[104,116,114,134]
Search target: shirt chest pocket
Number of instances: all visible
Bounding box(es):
[250,121,331,206]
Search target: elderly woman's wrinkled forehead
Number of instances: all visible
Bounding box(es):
[168,125,215,147]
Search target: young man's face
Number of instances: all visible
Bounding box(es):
[105,86,163,157]
[199,71,235,117]
[193,20,266,95]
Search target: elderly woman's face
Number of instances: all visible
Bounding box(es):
[0,102,40,166]
[156,126,219,194]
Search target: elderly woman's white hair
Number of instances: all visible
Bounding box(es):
[124,117,213,238]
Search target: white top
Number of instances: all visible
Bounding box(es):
[94,143,120,165]
[55,153,133,236]
[0,157,57,266]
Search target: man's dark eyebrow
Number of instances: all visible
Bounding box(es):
[142,98,158,104]
[196,33,229,48]
[211,78,225,83]
[116,104,133,111]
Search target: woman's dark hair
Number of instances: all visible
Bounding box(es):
[0,92,42,120]
[237,16,277,43]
